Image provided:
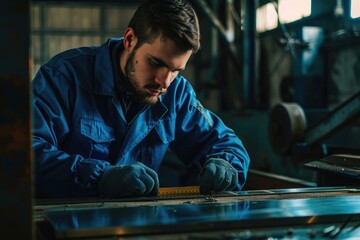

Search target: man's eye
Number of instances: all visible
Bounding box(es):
[150,59,161,67]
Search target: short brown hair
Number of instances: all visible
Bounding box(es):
[128,0,200,53]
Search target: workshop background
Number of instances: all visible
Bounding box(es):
[1,0,359,238]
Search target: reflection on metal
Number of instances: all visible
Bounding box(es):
[305,154,360,186]
[305,159,360,179]
[44,194,360,239]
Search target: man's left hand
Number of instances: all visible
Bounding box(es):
[199,158,238,194]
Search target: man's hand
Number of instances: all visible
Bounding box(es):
[199,158,238,194]
[97,162,159,197]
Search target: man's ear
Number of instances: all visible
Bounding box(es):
[123,28,137,50]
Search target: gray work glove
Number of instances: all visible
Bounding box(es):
[97,162,159,197]
[199,158,238,194]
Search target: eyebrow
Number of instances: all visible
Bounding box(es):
[148,55,185,72]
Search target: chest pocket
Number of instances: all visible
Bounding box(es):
[140,117,175,170]
[80,118,116,160]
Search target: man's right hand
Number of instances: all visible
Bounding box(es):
[97,162,159,197]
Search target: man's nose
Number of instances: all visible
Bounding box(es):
[154,68,173,89]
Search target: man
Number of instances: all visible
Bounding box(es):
[32,0,250,198]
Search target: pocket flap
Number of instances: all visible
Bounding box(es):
[154,118,175,144]
[80,118,115,143]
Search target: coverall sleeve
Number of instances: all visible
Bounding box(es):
[170,80,250,190]
[32,65,109,198]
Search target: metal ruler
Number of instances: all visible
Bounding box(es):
[158,186,200,197]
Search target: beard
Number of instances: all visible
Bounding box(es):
[124,49,166,105]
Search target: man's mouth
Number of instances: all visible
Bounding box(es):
[148,88,165,96]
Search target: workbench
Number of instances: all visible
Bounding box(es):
[35,186,360,239]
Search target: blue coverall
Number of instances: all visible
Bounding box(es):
[32,38,250,198]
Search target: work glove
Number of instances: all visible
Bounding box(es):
[97,162,159,197]
[199,158,238,194]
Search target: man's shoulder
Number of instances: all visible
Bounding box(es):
[47,45,100,67]
[160,75,196,107]
[170,75,194,91]
[45,38,120,70]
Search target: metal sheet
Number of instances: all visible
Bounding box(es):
[45,195,360,239]
[305,160,360,179]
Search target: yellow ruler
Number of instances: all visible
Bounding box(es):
[158,186,200,197]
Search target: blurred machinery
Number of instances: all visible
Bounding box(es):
[268,91,360,186]
[200,0,360,188]
[269,92,360,159]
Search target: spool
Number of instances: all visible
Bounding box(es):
[268,103,307,155]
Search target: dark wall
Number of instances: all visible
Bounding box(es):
[0,1,33,239]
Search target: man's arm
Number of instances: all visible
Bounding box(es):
[32,66,110,198]
[170,79,250,193]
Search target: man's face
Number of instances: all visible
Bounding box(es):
[123,35,192,105]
